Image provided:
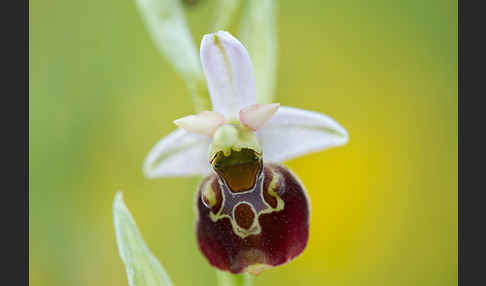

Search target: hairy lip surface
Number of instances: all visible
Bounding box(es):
[196,163,310,274]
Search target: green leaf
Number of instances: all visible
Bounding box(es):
[134,0,211,112]
[239,0,278,105]
[113,192,173,286]
[212,0,241,31]
[216,271,253,286]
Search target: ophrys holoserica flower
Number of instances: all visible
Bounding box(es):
[143,31,348,274]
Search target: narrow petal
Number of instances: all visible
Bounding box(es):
[143,129,211,178]
[200,31,256,118]
[173,111,225,137]
[239,103,280,131]
[256,106,349,162]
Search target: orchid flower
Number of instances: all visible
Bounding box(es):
[143,31,348,179]
[142,31,348,275]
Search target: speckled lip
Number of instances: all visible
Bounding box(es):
[196,163,310,274]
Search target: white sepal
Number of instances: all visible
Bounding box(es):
[200,31,257,118]
[257,106,349,163]
[143,129,211,178]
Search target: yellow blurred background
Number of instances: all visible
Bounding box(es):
[29,0,457,285]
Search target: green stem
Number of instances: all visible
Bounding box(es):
[212,0,241,31]
[217,271,253,286]
[239,0,277,105]
[134,0,212,113]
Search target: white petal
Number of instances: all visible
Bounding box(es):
[173,111,225,137]
[257,106,349,162]
[143,129,211,178]
[239,103,280,131]
[200,31,256,118]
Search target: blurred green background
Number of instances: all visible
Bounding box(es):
[29,0,457,285]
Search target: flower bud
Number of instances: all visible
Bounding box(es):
[196,151,310,274]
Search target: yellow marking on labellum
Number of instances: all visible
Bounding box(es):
[267,169,285,211]
[208,167,285,239]
[231,202,260,236]
[202,184,217,208]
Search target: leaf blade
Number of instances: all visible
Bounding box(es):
[134,0,210,111]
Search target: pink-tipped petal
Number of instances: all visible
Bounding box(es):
[239,103,280,131]
[200,31,256,117]
[173,111,225,137]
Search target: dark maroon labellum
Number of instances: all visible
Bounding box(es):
[196,162,310,274]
